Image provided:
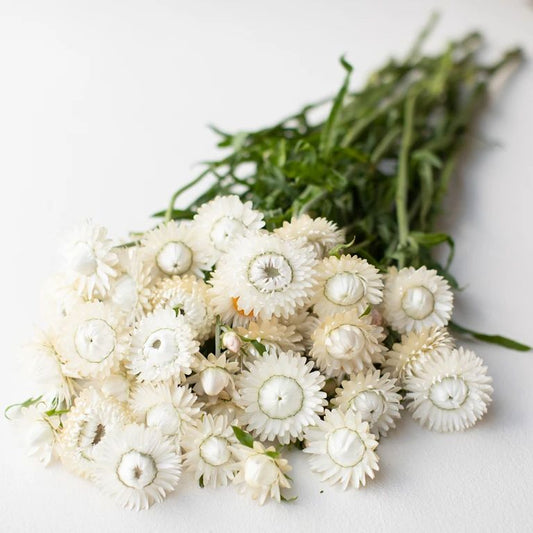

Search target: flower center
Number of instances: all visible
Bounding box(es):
[78,418,107,459]
[257,375,304,419]
[401,286,434,320]
[327,428,365,468]
[351,390,386,424]
[143,328,178,365]
[199,435,231,467]
[74,319,116,363]
[117,450,158,489]
[145,402,181,435]
[325,324,364,360]
[156,241,193,276]
[210,216,245,252]
[324,272,365,306]
[70,242,98,276]
[429,376,469,410]
[244,454,278,488]
[248,253,293,293]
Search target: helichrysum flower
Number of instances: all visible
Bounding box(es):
[58,388,132,479]
[382,266,453,334]
[192,195,265,267]
[127,307,199,382]
[233,441,292,505]
[56,301,130,380]
[182,414,241,488]
[332,370,402,437]
[303,409,379,489]
[62,220,119,300]
[310,310,385,378]
[93,423,182,510]
[237,349,326,444]
[150,275,215,343]
[109,247,153,323]
[209,232,318,322]
[274,214,345,259]
[384,326,454,383]
[24,328,75,408]
[129,381,202,442]
[405,347,493,432]
[141,220,210,279]
[189,353,239,398]
[40,272,87,322]
[311,254,383,317]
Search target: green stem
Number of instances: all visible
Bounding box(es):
[395,93,416,268]
[215,316,221,357]
[164,168,211,223]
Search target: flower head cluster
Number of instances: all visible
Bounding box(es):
[10,196,493,509]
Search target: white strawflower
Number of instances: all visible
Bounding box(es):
[237,317,304,356]
[129,381,202,442]
[274,214,345,258]
[193,195,265,266]
[311,255,383,317]
[209,232,318,321]
[202,396,244,421]
[58,388,132,479]
[94,423,182,510]
[141,220,210,279]
[405,347,493,432]
[383,266,453,334]
[56,301,130,380]
[15,404,58,466]
[150,275,215,343]
[97,369,132,403]
[233,441,291,505]
[127,308,198,382]
[310,311,385,378]
[237,349,326,444]
[24,329,75,408]
[62,220,119,299]
[303,409,379,489]
[332,370,402,437]
[384,327,454,382]
[109,247,153,323]
[182,414,240,488]
[189,353,239,397]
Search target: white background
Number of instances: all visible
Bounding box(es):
[1,1,532,532]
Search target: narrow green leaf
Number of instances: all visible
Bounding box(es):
[264,450,280,459]
[199,475,205,488]
[232,426,254,448]
[280,494,298,503]
[4,395,43,420]
[152,208,195,219]
[450,322,531,352]
[250,340,267,356]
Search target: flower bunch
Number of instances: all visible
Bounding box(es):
[8,196,495,509]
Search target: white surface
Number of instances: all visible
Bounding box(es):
[1,1,532,531]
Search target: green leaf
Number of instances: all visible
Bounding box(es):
[4,395,43,420]
[280,494,298,503]
[250,340,267,356]
[232,426,254,448]
[450,322,531,352]
[328,237,356,258]
[44,408,70,417]
[359,305,372,318]
[199,475,205,488]
[151,208,195,219]
[264,450,280,459]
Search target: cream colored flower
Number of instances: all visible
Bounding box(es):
[311,254,383,317]
[332,370,402,437]
[383,266,453,334]
[233,441,291,505]
[93,423,182,510]
[237,349,326,444]
[182,414,241,488]
[237,317,304,356]
[303,409,379,489]
[209,232,318,321]
[405,347,493,432]
[310,311,385,378]
[189,353,239,397]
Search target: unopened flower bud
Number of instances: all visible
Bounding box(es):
[201,367,231,396]
[244,454,278,488]
[222,331,242,353]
